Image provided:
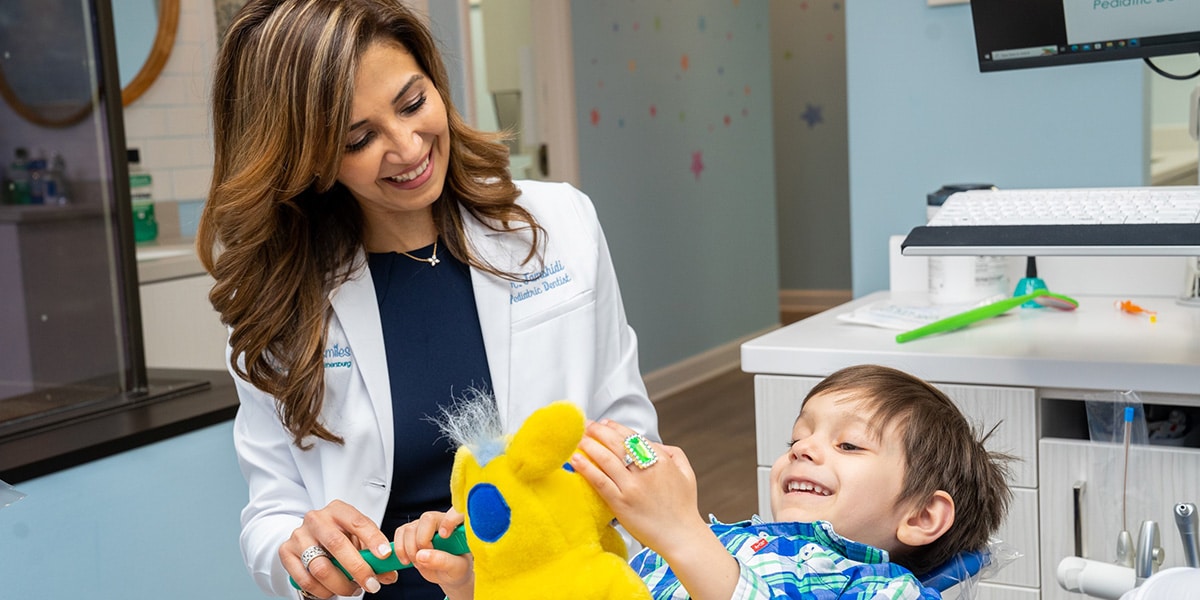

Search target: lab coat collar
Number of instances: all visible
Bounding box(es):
[328,256,394,464]
[325,207,532,445]
[461,208,521,427]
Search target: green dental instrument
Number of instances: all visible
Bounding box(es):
[290,524,470,590]
[895,289,1078,344]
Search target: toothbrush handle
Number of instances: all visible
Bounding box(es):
[289,525,469,589]
[896,290,1046,344]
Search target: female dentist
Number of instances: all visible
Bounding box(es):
[196,1,658,599]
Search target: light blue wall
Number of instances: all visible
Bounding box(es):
[845,2,1148,296]
[0,422,260,599]
[571,0,779,372]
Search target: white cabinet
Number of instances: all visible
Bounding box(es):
[1038,438,1200,600]
[743,291,1200,600]
[753,375,1041,593]
[139,273,228,371]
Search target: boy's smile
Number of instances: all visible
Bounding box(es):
[769,390,912,554]
[784,479,832,496]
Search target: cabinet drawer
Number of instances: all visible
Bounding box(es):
[1039,438,1200,600]
[140,274,227,370]
[755,375,1037,488]
[756,469,1039,589]
[754,375,821,465]
[933,383,1037,489]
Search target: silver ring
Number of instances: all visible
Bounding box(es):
[298,589,322,600]
[623,453,634,467]
[300,545,329,571]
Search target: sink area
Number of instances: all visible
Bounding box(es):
[136,246,195,262]
[135,241,206,283]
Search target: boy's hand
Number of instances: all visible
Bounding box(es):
[393,510,475,600]
[572,419,711,557]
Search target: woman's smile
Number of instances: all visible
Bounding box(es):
[383,151,434,190]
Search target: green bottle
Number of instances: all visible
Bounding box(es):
[127,149,157,242]
[6,148,31,205]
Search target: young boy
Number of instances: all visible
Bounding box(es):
[395,364,1012,599]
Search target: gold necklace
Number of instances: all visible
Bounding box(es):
[398,239,440,267]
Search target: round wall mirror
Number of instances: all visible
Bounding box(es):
[0,0,179,128]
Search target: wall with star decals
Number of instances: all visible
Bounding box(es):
[571,0,780,373]
[846,2,1146,295]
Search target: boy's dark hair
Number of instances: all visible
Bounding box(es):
[804,364,1014,576]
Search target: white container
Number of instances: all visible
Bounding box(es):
[927,255,1009,304]
[926,185,1010,304]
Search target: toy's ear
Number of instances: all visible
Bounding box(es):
[507,400,583,481]
[449,446,476,515]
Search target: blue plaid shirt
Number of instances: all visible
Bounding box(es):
[629,517,942,600]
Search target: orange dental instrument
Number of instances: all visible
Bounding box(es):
[1115,300,1157,323]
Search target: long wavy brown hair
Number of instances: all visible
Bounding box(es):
[197,0,544,448]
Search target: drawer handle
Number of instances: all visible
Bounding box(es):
[1074,481,1086,557]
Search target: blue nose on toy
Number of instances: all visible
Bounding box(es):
[467,483,511,543]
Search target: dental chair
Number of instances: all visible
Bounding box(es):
[921,550,988,594]
[920,545,1022,598]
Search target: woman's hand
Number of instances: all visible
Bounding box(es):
[280,499,397,598]
[394,509,475,600]
[571,419,710,558]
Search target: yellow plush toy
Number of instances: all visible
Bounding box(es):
[443,397,651,600]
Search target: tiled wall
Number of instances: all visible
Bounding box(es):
[0,0,217,238]
[122,0,218,238]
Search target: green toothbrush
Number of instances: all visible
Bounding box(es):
[289,524,470,590]
[895,289,1078,344]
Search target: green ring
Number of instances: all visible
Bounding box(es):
[624,434,658,469]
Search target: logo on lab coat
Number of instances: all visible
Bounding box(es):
[323,343,353,369]
[509,260,572,304]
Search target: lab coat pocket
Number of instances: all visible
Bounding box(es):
[511,289,596,333]
[509,290,599,414]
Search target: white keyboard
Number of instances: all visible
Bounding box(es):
[928,186,1200,227]
[903,185,1200,256]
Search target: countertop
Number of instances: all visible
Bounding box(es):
[0,203,207,283]
[741,291,1200,400]
[136,238,206,283]
[0,368,238,483]
[1151,126,1199,185]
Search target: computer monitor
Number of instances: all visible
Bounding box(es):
[971,0,1200,73]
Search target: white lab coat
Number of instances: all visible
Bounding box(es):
[231,180,659,597]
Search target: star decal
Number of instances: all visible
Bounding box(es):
[801,103,823,128]
[690,151,705,180]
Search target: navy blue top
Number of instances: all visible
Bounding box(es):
[367,239,492,538]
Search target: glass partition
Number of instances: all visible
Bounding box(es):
[0,0,197,439]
